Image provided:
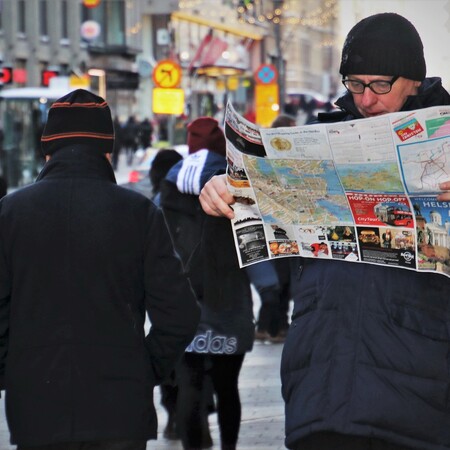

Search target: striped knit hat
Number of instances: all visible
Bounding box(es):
[41,89,114,155]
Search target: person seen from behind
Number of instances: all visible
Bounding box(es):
[198,12,450,450]
[147,147,184,441]
[0,89,200,450]
[160,117,255,450]
[148,148,183,204]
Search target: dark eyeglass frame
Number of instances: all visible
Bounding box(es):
[342,76,399,95]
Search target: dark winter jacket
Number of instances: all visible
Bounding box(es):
[160,149,255,356]
[0,145,200,447]
[282,78,450,450]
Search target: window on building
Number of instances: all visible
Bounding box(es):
[0,0,3,32]
[322,45,332,71]
[61,0,68,39]
[18,0,26,34]
[301,39,311,69]
[39,0,48,37]
[81,0,126,47]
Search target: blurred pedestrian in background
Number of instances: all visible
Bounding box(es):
[0,89,200,450]
[123,115,139,166]
[147,146,185,441]
[111,116,124,171]
[160,117,254,450]
[138,118,154,150]
[148,148,183,204]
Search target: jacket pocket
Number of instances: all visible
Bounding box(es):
[391,303,449,342]
[291,294,318,321]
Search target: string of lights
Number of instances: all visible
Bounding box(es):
[177,0,338,28]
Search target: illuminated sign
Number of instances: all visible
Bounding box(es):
[254,64,278,85]
[83,0,101,8]
[0,67,12,84]
[41,70,59,87]
[152,88,184,115]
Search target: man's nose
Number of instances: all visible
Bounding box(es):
[360,88,378,106]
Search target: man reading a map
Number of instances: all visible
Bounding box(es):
[199,12,450,450]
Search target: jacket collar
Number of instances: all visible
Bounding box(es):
[36,145,117,184]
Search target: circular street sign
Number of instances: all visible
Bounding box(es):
[152,60,182,88]
[80,20,101,41]
[255,64,278,85]
[83,0,101,8]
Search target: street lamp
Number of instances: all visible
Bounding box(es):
[88,68,106,99]
[272,0,285,113]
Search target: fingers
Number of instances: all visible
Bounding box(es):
[199,174,235,219]
[437,181,450,201]
[437,192,450,201]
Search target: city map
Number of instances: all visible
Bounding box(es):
[336,162,405,193]
[225,102,450,277]
[398,137,450,194]
[244,156,353,225]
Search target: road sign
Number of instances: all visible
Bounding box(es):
[83,0,101,7]
[152,88,185,115]
[255,83,279,127]
[254,64,278,85]
[152,60,182,89]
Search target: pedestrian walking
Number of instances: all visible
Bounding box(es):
[148,147,186,441]
[198,12,450,450]
[138,118,154,150]
[111,116,124,171]
[123,115,139,166]
[160,117,254,450]
[0,89,200,450]
[148,148,183,203]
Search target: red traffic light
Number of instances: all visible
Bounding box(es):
[0,67,12,84]
[41,70,58,87]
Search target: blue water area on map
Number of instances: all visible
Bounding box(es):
[256,158,276,177]
[317,198,353,222]
[275,160,345,196]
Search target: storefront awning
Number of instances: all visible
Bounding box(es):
[171,10,264,41]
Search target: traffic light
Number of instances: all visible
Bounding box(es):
[0,67,13,84]
[41,69,59,87]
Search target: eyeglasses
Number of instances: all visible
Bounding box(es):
[342,76,399,95]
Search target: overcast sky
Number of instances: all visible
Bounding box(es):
[338,0,450,89]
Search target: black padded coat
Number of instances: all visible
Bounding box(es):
[282,78,450,450]
[0,145,200,447]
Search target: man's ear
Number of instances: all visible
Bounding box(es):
[45,155,51,162]
[105,153,112,163]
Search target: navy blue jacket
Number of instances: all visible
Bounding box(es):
[0,145,200,446]
[282,78,450,449]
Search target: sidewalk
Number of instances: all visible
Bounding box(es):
[151,340,286,450]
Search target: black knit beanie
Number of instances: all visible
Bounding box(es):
[340,13,426,81]
[41,89,114,155]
